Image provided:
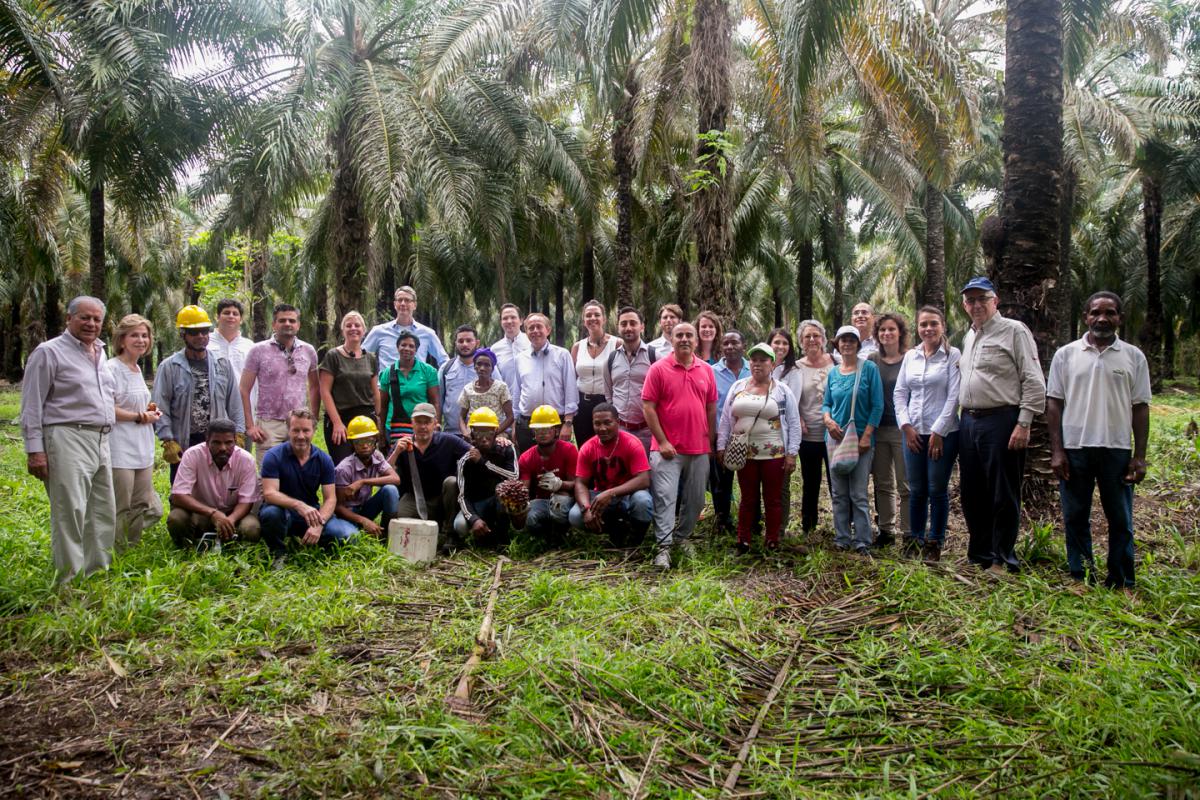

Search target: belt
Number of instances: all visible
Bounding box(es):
[620,419,648,432]
[962,405,1018,418]
[580,392,606,402]
[50,422,112,434]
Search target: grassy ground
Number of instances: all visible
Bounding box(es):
[0,386,1198,798]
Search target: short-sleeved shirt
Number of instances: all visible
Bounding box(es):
[576,431,650,492]
[379,360,439,430]
[244,337,319,421]
[459,379,511,427]
[1046,335,1151,450]
[518,439,578,499]
[334,450,394,507]
[319,347,379,413]
[641,355,718,454]
[396,432,471,496]
[171,443,260,512]
[261,443,336,508]
[107,361,154,470]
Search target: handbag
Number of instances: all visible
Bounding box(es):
[723,383,770,471]
[829,366,864,476]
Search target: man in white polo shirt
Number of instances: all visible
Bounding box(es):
[1046,291,1150,589]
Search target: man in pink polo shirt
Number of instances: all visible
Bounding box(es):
[642,322,717,569]
[167,418,261,548]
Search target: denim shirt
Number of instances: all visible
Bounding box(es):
[152,351,245,444]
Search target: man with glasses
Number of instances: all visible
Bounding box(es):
[364,285,449,370]
[240,304,320,467]
[958,277,1046,575]
[153,305,245,482]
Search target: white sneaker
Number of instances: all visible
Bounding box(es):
[653,548,671,569]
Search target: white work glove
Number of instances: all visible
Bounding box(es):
[538,472,563,492]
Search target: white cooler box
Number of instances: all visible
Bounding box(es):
[388,518,439,563]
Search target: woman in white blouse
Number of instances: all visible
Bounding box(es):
[717,343,801,553]
[570,299,616,446]
[108,314,163,552]
[894,305,961,562]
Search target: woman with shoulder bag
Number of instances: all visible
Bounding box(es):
[822,326,884,555]
[717,343,801,553]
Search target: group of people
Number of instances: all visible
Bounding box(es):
[20,279,1150,588]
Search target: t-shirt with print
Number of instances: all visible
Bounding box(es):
[518,439,578,500]
[576,430,650,492]
[189,358,211,439]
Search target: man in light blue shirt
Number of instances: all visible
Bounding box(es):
[512,313,578,452]
[491,303,531,389]
[363,286,449,370]
[438,324,479,433]
[709,330,748,533]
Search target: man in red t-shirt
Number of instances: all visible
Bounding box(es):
[519,405,578,542]
[642,322,718,569]
[571,403,653,545]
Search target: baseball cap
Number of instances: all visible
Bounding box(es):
[834,325,860,341]
[410,403,437,419]
[961,276,995,294]
[746,342,776,360]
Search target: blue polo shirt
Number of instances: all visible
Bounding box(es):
[262,443,337,508]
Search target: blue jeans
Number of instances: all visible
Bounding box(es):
[903,431,959,543]
[828,443,874,549]
[568,489,653,546]
[260,503,359,557]
[526,496,572,538]
[347,484,400,523]
[1060,447,1136,587]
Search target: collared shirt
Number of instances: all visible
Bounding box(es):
[604,341,654,425]
[243,336,319,421]
[641,354,717,454]
[364,318,449,370]
[513,342,579,417]
[439,357,477,422]
[20,329,117,453]
[1047,335,1151,450]
[491,332,531,390]
[894,346,962,436]
[646,336,673,360]
[711,358,750,416]
[171,443,259,513]
[334,450,394,507]
[261,443,336,508]
[959,313,1047,426]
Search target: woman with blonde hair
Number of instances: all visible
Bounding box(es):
[108,314,163,552]
[319,310,381,464]
[795,320,836,534]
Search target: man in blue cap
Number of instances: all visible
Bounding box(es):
[958,276,1046,575]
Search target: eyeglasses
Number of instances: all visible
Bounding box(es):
[963,295,995,306]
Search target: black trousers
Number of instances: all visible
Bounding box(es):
[798,440,830,532]
[574,392,606,447]
[959,407,1023,570]
[709,455,736,528]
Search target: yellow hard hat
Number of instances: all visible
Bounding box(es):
[176,305,212,329]
[528,404,562,429]
[346,415,380,440]
[468,407,500,428]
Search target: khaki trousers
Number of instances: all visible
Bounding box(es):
[871,425,910,536]
[44,425,116,583]
[254,418,290,468]
[111,467,163,553]
[166,508,261,545]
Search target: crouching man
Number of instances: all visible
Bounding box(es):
[261,409,357,569]
[519,405,578,544]
[454,407,525,547]
[167,418,260,548]
[334,416,400,538]
[570,403,653,546]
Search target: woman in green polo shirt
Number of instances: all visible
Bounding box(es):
[379,332,440,443]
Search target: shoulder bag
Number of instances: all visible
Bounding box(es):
[829,366,864,477]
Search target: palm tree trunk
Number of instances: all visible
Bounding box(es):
[89,182,105,302]
[1058,165,1076,342]
[996,0,1063,366]
[613,73,638,310]
[676,259,691,320]
[772,287,783,328]
[692,0,733,319]
[1163,314,1174,380]
[581,236,595,306]
[796,239,814,321]
[554,264,565,347]
[330,118,369,327]
[1139,173,1164,391]
[3,301,21,379]
[251,242,269,340]
[640,263,653,321]
[922,183,945,309]
[44,278,61,341]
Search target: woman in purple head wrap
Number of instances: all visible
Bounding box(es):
[456,347,514,435]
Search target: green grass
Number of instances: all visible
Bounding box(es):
[1,390,1198,798]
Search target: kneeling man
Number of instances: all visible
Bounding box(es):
[519,405,578,543]
[454,407,524,546]
[168,418,260,548]
[334,416,400,538]
[261,409,357,568]
[570,403,653,546]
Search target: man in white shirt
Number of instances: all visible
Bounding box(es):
[438,325,479,433]
[511,313,577,452]
[492,303,531,389]
[1046,291,1150,589]
[832,302,878,363]
[363,285,449,370]
[646,303,682,359]
[208,299,256,388]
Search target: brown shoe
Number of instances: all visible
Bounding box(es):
[922,541,941,563]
